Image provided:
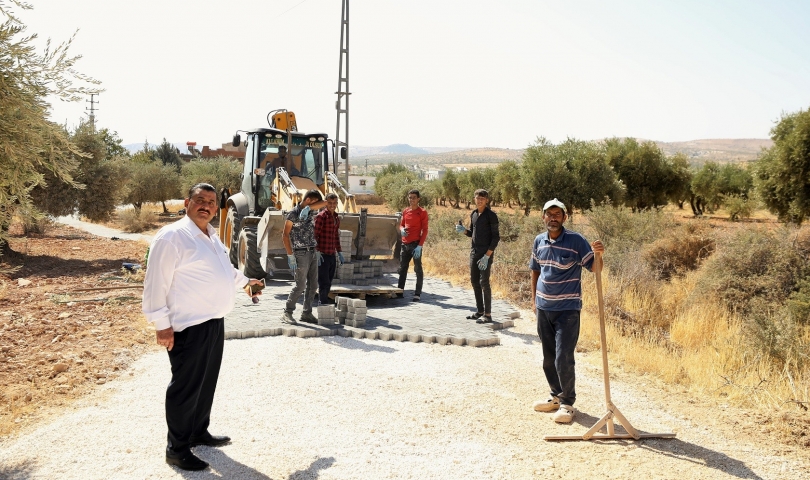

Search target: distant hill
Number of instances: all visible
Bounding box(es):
[350,138,771,171]
[655,138,771,163]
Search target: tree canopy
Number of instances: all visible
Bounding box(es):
[0,2,101,252]
[755,107,810,224]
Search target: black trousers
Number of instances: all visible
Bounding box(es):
[397,242,423,295]
[165,317,224,453]
[470,250,493,314]
[318,253,337,304]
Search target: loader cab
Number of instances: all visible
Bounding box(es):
[242,128,329,215]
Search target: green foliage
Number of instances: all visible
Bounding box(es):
[787,278,810,326]
[722,194,755,221]
[605,138,672,210]
[494,160,521,207]
[98,128,129,159]
[374,164,432,211]
[154,138,182,170]
[755,107,810,224]
[692,161,754,214]
[180,156,241,198]
[519,137,577,213]
[665,153,692,208]
[118,160,181,210]
[31,120,128,222]
[0,3,99,252]
[441,169,461,208]
[519,137,622,215]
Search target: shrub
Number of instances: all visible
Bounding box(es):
[119,208,157,233]
[642,222,716,280]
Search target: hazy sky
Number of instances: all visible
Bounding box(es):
[17,0,810,150]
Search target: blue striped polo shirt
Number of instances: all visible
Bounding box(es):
[529,227,595,311]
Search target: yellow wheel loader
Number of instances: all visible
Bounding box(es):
[219,110,401,278]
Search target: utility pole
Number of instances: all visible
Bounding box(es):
[85,92,100,131]
[334,0,351,187]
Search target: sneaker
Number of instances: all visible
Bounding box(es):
[300,311,318,324]
[280,311,296,324]
[533,396,560,412]
[552,404,575,423]
[411,295,420,302]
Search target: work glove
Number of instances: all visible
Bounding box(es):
[316,251,323,266]
[287,254,297,273]
[337,252,345,265]
[400,227,408,238]
[455,224,466,234]
[298,205,311,219]
[477,254,490,271]
[413,245,422,259]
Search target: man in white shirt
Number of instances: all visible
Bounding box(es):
[142,183,263,471]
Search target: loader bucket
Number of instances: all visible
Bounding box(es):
[337,213,401,258]
[257,209,289,272]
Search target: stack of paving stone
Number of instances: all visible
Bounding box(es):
[333,259,386,286]
[338,229,353,256]
[336,297,367,327]
[315,305,336,326]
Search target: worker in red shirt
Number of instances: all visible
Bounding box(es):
[314,193,344,305]
[397,189,429,301]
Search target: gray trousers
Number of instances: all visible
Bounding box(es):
[285,250,318,313]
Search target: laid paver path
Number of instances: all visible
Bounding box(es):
[226,274,519,347]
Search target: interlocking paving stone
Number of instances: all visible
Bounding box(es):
[224,276,519,348]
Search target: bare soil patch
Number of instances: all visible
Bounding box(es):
[0,222,155,436]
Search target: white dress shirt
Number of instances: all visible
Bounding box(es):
[142,216,250,332]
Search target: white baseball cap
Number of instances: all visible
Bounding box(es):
[543,198,566,213]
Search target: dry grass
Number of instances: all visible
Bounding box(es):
[421,206,810,447]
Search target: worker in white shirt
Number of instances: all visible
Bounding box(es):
[142,183,264,472]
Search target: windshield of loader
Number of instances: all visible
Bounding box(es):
[259,136,324,186]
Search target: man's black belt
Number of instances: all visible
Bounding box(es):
[293,246,317,252]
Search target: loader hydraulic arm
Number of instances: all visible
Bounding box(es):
[327,171,357,213]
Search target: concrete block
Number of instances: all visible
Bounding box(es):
[352,313,367,322]
[504,311,520,319]
[406,333,421,343]
[350,299,366,307]
[296,329,316,338]
[351,307,367,315]
[317,318,334,326]
[225,330,239,340]
[466,338,486,347]
[378,331,393,341]
[420,334,436,344]
[351,329,365,339]
[337,296,349,306]
[338,327,352,337]
[393,332,408,342]
[365,330,379,340]
[282,327,297,337]
[436,336,450,345]
[258,328,273,337]
[486,337,500,346]
[450,337,465,346]
[240,330,255,339]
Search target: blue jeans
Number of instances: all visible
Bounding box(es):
[536,309,580,406]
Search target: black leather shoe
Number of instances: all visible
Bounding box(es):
[189,433,231,447]
[165,449,209,471]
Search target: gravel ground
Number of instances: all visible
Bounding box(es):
[1,308,809,480]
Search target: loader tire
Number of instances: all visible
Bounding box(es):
[225,208,243,268]
[238,228,266,279]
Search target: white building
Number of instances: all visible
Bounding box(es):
[348,175,375,194]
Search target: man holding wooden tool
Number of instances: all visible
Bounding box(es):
[529,198,604,423]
